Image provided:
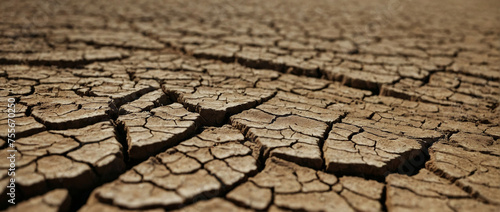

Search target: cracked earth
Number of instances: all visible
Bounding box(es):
[1,0,499,211]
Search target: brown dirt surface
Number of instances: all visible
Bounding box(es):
[1,0,499,211]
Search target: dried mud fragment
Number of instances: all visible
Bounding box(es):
[81,126,258,211]
[117,103,200,160]
[427,141,500,205]
[0,121,124,207]
[5,189,71,212]
[386,169,499,211]
[227,157,383,211]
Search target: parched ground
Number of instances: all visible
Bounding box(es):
[1,0,500,211]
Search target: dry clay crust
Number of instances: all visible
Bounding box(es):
[1,0,500,211]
